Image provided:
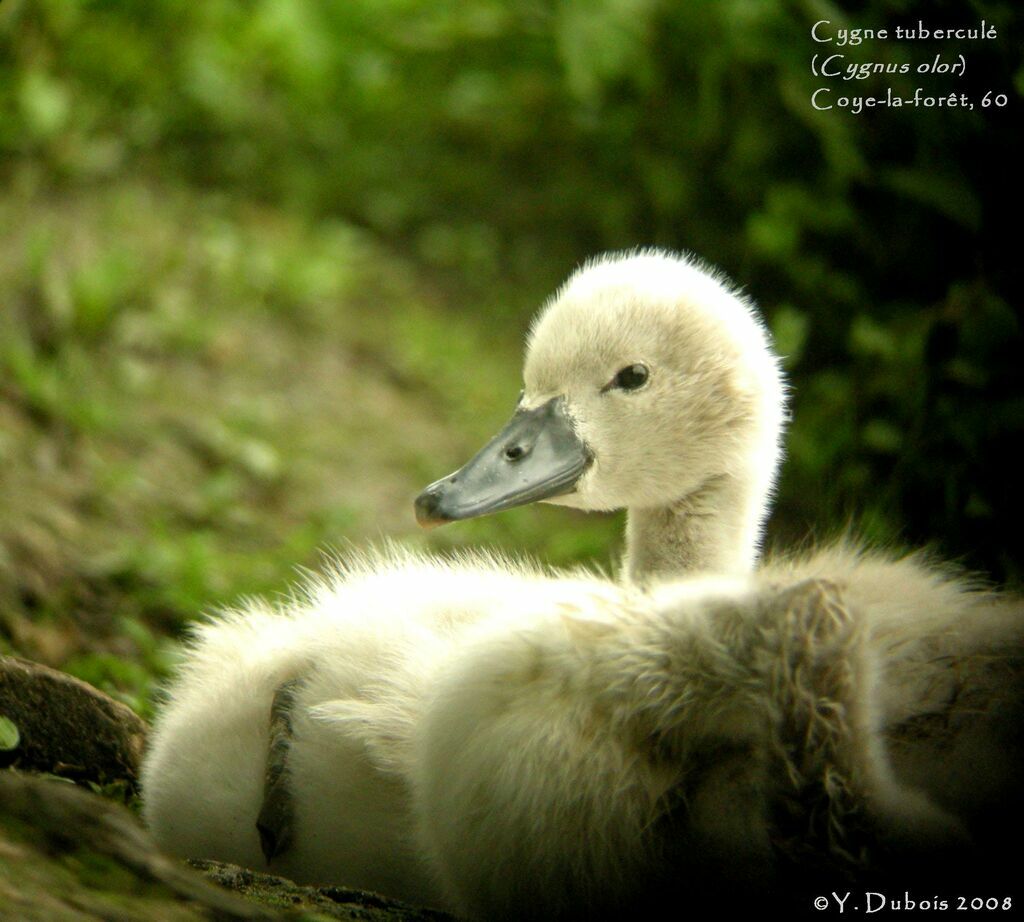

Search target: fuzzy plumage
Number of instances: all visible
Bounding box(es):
[143,548,973,919]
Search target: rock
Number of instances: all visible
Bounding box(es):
[191,860,458,921]
[0,770,279,920]
[0,654,147,786]
[0,657,461,919]
[0,771,461,921]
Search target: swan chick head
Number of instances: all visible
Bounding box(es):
[415,248,785,525]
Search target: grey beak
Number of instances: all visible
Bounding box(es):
[415,396,591,527]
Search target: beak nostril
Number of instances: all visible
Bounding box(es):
[504,445,526,462]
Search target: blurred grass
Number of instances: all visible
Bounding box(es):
[0,176,620,715]
[0,0,1021,716]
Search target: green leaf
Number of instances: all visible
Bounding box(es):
[0,715,21,751]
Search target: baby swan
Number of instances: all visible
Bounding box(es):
[416,249,786,583]
[143,249,1020,914]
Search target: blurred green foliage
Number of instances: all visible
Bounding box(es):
[0,0,1021,691]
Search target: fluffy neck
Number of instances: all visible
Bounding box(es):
[623,471,768,584]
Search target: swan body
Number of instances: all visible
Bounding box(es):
[143,547,971,918]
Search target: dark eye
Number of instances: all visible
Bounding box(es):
[608,363,649,392]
